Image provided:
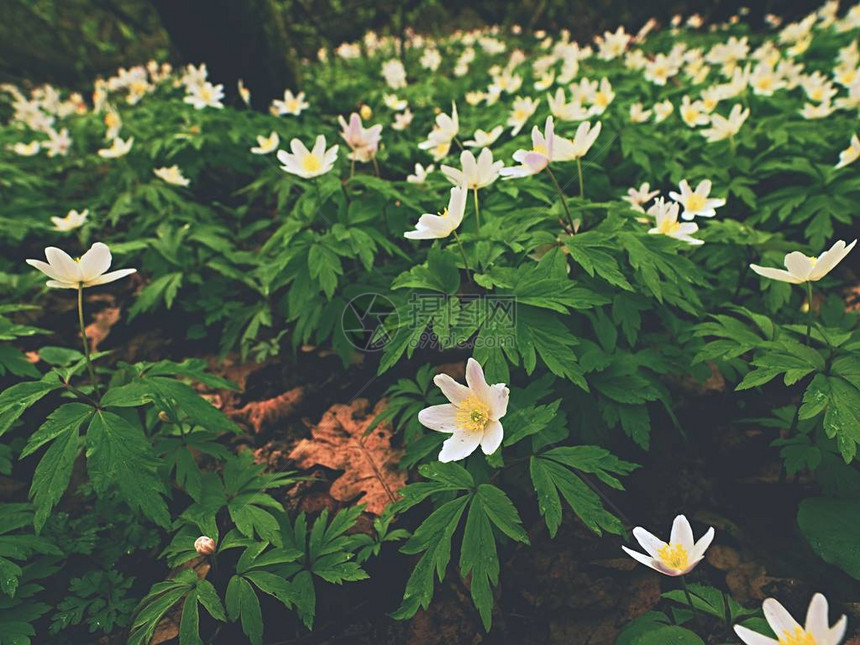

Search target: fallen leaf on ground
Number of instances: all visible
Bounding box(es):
[229,386,305,433]
[85,306,120,353]
[289,398,406,515]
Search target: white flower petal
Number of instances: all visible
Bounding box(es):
[418,404,459,433]
[804,593,830,642]
[480,420,503,455]
[438,429,482,462]
[85,268,136,286]
[621,546,663,573]
[433,373,471,405]
[733,625,778,645]
[763,598,802,638]
[670,515,695,552]
[632,527,668,558]
[44,247,81,282]
[78,242,112,281]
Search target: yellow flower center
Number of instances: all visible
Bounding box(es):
[533,143,548,156]
[200,87,212,101]
[287,99,300,112]
[686,193,707,212]
[757,76,774,90]
[682,107,700,123]
[778,627,817,645]
[302,154,322,173]
[513,109,527,120]
[455,394,491,433]
[810,87,824,101]
[657,543,690,571]
[594,92,610,107]
[658,218,682,235]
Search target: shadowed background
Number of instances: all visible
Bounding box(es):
[0,0,825,105]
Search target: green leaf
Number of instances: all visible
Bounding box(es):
[226,576,263,645]
[459,495,499,630]
[798,497,860,580]
[85,411,170,527]
[0,376,61,437]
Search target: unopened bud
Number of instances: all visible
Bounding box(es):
[158,411,170,422]
[359,104,373,120]
[194,536,216,555]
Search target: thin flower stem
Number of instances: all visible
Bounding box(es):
[372,157,381,177]
[805,282,814,345]
[576,158,585,199]
[454,136,465,152]
[350,158,356,179]
[546,166,576,233]
[452,230,472,284]
[473,187,481,234]
[680,576,703,632]
[77,285,101,398]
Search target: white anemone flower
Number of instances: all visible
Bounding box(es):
[183,81,224,109]
[734,594,847,645]
[500,116,555,178]
[276,135,338,179]
[552,120,602,161]
[441,148,504,190]
[507,96,540,135]
[622,515,715,576]
[647,199,704,245]
[406,163,434,184]
[669,179,725,220]
[51,209,89,232]
[13,141,40,156]
[623,182,660,212]
[272,90,308,116]
[835,134,860,169]
[251,132,280,155]
[27,242,136,289]
[98,136,134,159]
[417,358,509,462]
[153,165,190,187]
[404,183,467,240]
[463,126,504,148]
[750,240,856,284]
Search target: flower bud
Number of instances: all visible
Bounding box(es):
[194,535,216,555]
[359,104,373,120]
[158,411,170,422]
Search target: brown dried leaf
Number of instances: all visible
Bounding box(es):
[289,398,406,515]
[85,306,120,353]
[229,386,304,433]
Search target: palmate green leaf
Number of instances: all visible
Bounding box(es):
[459,494,499,630]
[392,247,461,294]
[226,575,263,645]
[129,569,197,645]
[128,271,183,320]
[0,374,62,438]
[530,447,633,538]
[515,306,587,391]
[85,410,170,527]
[26,403,94,532]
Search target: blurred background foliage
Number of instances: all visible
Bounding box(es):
[2,0,825,98]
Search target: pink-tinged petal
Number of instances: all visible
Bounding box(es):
[438,429,482,462]
[487,383,509,420]
[480,420,503,455]
[763,598,802,638]
[521,151,549,171]
[85,268,136,287]
[670,515,695,552]
[465,358,491,402]
[621,546,663,573]
[632,527,668,558]
[804,593,829,642]
[784,251,814,280]
[418,404,459,433]
[692,526,715,560]
[750,265,803,284]
[433,373,471,405]
[78,242,112,281]
[733,625,778,645]
[44,247,82,282]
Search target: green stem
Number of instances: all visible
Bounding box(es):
[372,157,380,177]
[680,576,703,632]
[805,282,813,345]
[576,158,585,199]
[452,230,472,284]
[77,285,101,397]
[546,166,576,233]
[473,187,481,235]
